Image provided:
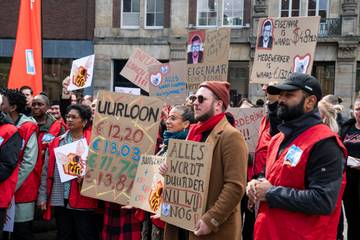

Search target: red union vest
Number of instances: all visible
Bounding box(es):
[43,133,97,220]
[253,117,271,179]
[0,123,20,208]
[254,124,347,240]
[15,120,39,203]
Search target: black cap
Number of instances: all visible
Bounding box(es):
[267,73,322,101]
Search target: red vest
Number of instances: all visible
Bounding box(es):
[0,123,20,208]
[15,120,39,203]
[254,124,347,240]
[253,117,271,178]
[43,133,97,220]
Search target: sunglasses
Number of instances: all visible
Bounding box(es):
[192,95,208,104]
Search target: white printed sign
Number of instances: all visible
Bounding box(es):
[68,54,95,91]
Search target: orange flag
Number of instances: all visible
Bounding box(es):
[8,0,42,95]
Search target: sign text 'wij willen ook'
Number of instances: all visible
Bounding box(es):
[161,139,213,231]
[251,16,320,84]
[81,91,163,205]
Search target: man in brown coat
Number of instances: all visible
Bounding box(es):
[161,81,248,239]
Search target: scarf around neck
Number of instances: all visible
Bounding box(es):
[187,113,225,142]
[163,129,189,146]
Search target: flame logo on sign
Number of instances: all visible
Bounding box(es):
[72,66,88,87]
[148,180,163,212]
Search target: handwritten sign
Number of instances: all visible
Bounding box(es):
[130,155,165,214]
[149,61,188,105]
[120,48,161,92]
[228,107,265,153]
[161,139,213,231]
[68,54,95,91]
[251,16,320,84]
[55,139,88,182]
[81,91,163,205]
[186,28,230,92]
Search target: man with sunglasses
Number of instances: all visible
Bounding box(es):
[163,81,248,240]
[248,73,347,240]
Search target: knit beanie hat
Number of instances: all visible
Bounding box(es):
[199,81,230,109]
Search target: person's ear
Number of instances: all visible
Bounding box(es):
[304,95,317,112]
[182,120,190,129]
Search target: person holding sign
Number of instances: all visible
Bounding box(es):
[37,104,98,240]
[248,73,347,240]
[161,81,248,239]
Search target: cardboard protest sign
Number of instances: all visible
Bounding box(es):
[81,91,163,205]
[130,155,165,214]
[228,107,265,153]
[149,61,188,106]
[186,28,230,92]
[161,139,213,231]
[68,54,95,91]
[115,86,141,95]
[55,139,89,182]
[251,16,320,84]
[120,48,161,92]
[3,197,15,232]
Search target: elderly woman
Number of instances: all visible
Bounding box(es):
[142,105,195,240]
[341,97,360,240]
[38,104,98,240]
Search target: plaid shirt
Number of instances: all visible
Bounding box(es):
[102,203,142,240]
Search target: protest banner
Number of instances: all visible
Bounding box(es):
[161,139,213,231]
[130,155,165,214]
[228,107,265,153]
[81,91,163,205]
[68,54,95,91]
[54,139,88,183]
[149,61,188,106]
[251,16,320,84]
[120,48,160,92]
[186,28,230,92]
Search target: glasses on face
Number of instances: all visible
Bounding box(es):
[193,95,208,104]
[191,45,201,52]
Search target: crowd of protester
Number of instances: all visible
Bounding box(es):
[0,73,359,240]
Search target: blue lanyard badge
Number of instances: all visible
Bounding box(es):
[284,145,303,167]
[42,133,55,143]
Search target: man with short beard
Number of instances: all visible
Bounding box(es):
[162,81,248,240]
[247,73,347,240]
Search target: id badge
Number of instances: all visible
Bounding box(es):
[42,133,55,143]
[284,145,303,167]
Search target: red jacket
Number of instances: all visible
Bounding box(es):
[252,117,271,179]
[0,123,20,208]
[43,132,97,220]
[254,124,347,240]
[15,121,39,203]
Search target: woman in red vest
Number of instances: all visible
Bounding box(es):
[37,104,98,240]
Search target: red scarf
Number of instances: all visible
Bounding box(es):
[187,113,225,142]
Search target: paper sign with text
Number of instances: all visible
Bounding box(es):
[161,139,213,231]
[68,54,95,91]
[120,48,160,92]
[55,139,88,183]
[250,16,320,84]
[130,155,165,214]
[228,107,265,153]
[186,28,230,92]
[149,61,188,106]
[81,91,163,205]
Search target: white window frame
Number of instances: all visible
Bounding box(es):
[222,0,244,28]
[196,0,219,28]
[144,0,164,29]
[121,0,140,29]
[306,0,329,18]
[279,0,301,17]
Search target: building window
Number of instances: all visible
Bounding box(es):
[122,0,140,27]
[223,0,243,26]
[145,0,164,27]
[308,0,328,19]
[280,0,300,17]
[197,0,218,26]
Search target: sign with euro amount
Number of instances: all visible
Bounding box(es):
[186,28,230,92]
[81,91,163,205]
[160,139,213,231]
[251,16,320,84]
